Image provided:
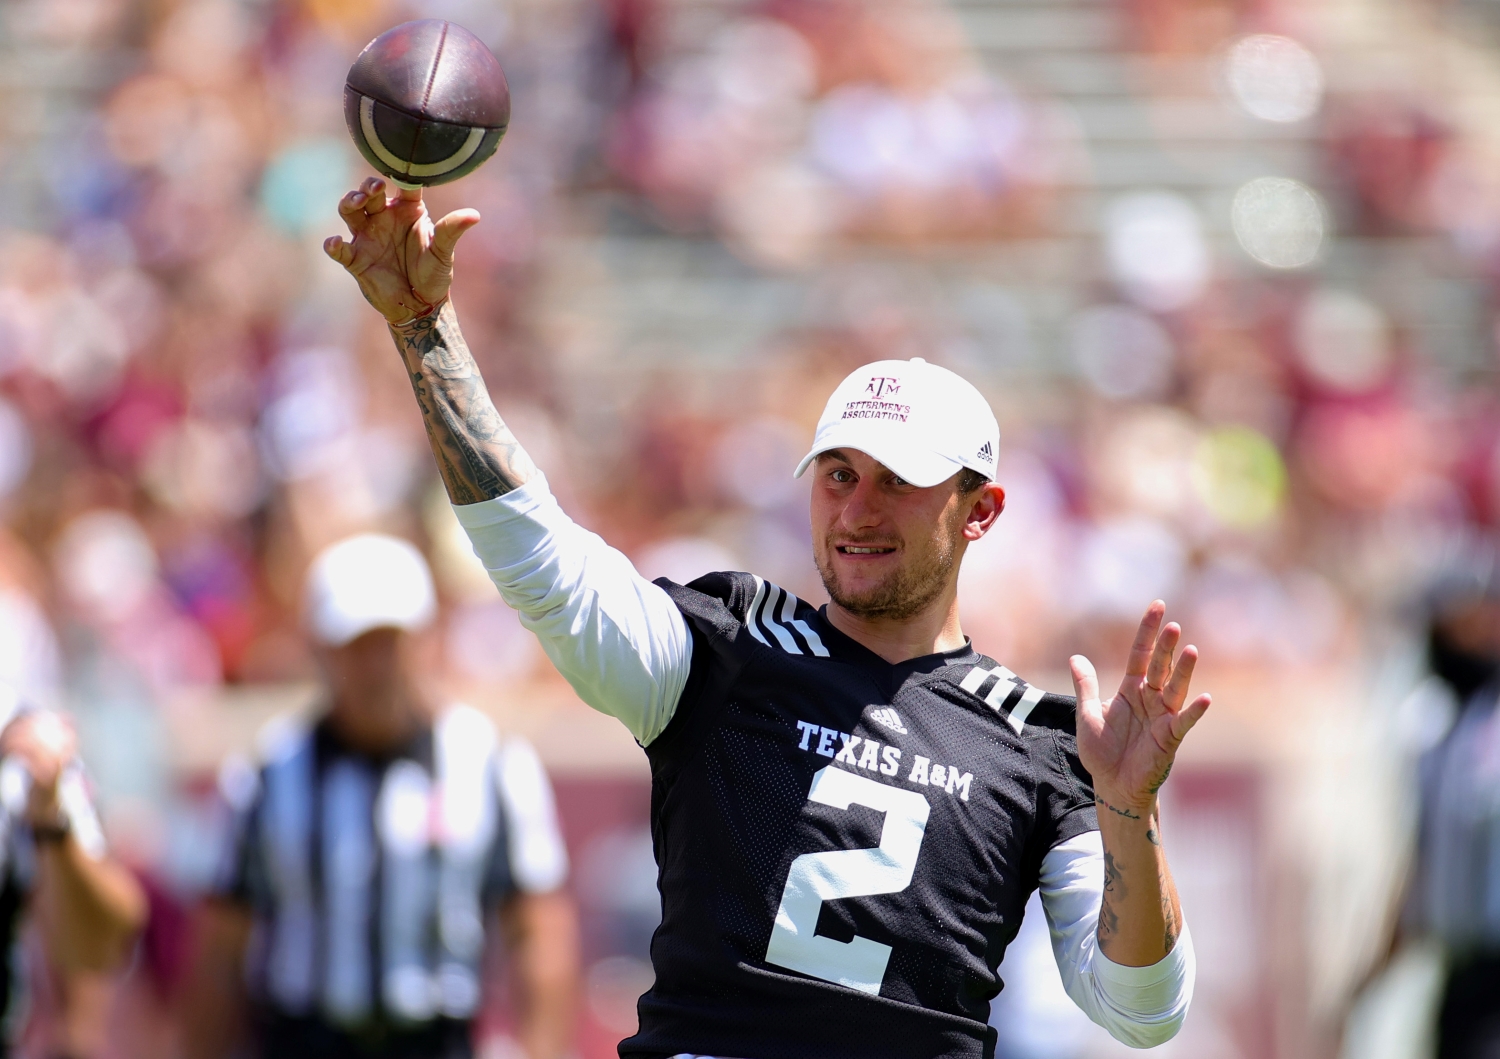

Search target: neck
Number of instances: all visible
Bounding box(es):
[825,584,967,665]
[325,684,426,755]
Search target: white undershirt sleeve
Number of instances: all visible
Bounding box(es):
[1038,831,1195,1048]
[452,475,694,746]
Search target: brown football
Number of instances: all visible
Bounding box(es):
[343,20,510,188]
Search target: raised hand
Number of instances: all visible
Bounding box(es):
[1072,601,1211,816]
[0,711,77,825]
[323,177,480,326]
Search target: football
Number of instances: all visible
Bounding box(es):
[343,20,510,188]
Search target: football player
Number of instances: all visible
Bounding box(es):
[325,178,1209,1059]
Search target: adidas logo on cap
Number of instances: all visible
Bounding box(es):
[977,441,994,464]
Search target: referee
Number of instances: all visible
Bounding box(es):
[325,178,1210,1058]
[184,534,577,1059]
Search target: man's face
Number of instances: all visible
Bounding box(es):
[808,449,999,623]
[317,626,425,750]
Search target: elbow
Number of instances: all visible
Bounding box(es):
[1089,979,1192,1049]
[1082,928,1196,1050]
[1107,1007,1189,1049]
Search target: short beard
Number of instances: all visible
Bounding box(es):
[816,525,959,623]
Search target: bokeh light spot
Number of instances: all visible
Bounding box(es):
[1231,176,1325,269]
[1294,289,1393,393]
[1192,426,1287,528]
[1070,304,1176,400]
[1226,35,1324,123]
[260,139,351,234]
[1105,192,1210,311]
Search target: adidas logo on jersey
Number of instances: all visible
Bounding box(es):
[976,441,994,464]
[868,707,907,734]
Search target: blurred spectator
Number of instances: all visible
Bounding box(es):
[0,694,147,1058]
[181,534,578,1059]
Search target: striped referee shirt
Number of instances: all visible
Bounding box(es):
[214,704,567,1028]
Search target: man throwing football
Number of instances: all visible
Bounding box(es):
[325,177,1208,1059]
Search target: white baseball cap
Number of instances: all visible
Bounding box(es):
[304,533,437,647]
[793,358,1000,488]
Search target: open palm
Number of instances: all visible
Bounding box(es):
[1073,601,1211,811]
[323,176,479,326]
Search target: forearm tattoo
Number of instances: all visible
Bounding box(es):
[1097,807,1181,957]
[1161,873,1179,953]
[389,302,537,504]
[1150,809,1179,952]
[1098,851,1123,943]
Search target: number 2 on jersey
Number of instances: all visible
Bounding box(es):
[764,766,931,995]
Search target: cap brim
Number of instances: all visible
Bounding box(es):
[793,427,965,488]
[308,604,434,648]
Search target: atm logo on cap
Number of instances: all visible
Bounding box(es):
[865,376,902,398]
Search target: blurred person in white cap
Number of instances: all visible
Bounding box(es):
[325,178,1210,1058]
[182,533,578,1059]
[0,689,147,1059]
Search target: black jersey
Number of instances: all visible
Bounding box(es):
[622,572,1098,1059]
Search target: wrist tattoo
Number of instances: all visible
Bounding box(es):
[390,302,536,504]
[1096,797,1143,820]
[1147,763,1173,795]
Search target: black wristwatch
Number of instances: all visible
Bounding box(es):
[29,813,70,845]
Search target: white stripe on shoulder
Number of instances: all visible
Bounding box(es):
[958,665,994,695]
[958,664,1052,731]
[759,585,803,654]
[984,667,1019,710]
[776,584,829,657]
[744,577,829,657]
[745,577,772,647]
[1007,684,1047,734]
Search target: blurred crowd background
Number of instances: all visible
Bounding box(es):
[3,0,1500,1055]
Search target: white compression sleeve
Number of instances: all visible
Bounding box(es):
[1039,831,1195,1048]
[453,475,693,746]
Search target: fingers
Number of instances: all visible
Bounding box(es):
[1171,692,1212,743]
[1070,654,1101,711]
[360,176,388,214]
[338,178,393,234]
[1123,600,1166,677]
[398,184,423,203]
[431,208,481,264]
[338,189,370,234]
[0,713,39,755]
[323,236,354,268]
[1162,642,1197,710]
[1146,621,1180,691]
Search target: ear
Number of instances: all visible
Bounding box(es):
[962,483,1005,542]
